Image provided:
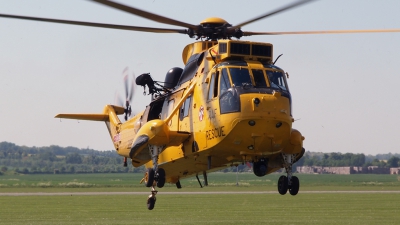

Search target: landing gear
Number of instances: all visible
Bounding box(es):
[195,172,209,188]
[289,176,299,195]
[145,144,165,210]
[176,180,182,189]
[253,158,268,177]
[277,153,300,196]
[156,168,165,188]
[144,168,155,187]
[278,175,288,195]
[147,187,157,210]
[144,168,165,210]
[144,168,165,188]
[277,175,299,195]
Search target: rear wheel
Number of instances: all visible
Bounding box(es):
[278,175,288,195]
[147,197,156,210]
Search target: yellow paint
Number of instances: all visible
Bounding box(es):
[56,39,304,185]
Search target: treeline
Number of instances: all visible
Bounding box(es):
[0,142,144,174]
[1,142,400,175]
[294,152,400,168]
[214,152,400,173]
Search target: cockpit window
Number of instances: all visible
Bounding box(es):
[229,68,252,87]
[208,73,216,100]
[252,69,267,88]
[220,68,231,96]
[266,70,287,91]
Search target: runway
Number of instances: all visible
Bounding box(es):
[1,191,400,196]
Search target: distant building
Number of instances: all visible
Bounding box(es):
[390,168,400,174]
[296,166,391,174]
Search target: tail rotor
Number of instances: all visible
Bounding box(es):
[116,67,136,121]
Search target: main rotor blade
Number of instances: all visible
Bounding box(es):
[90,0,198,30]
[243,29,400,36]
[231,0,314,30]
[0,14,187,34]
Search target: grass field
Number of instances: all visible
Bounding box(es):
[1,173,400,224]
[1,172,400,191]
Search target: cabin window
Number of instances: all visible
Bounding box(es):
[161,99,175,121]
[180,95,192,120]
[228,68,252,87]
[208,73,216,100]
[266,70,287,91]
[167,99,175,125]
[147,98,165,121]
[252,69,267,88]
[220,68,231,96]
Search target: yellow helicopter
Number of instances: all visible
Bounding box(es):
[2,0,399,210]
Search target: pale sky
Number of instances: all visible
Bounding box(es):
[0,0,399,155]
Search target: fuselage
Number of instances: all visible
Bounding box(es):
[111,40,304,183]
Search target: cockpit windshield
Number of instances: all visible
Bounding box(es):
[216,65,291,115]
[228,68,252,87]
[266,70,287,91]
[218,66,288,91]
[252,69,267,88]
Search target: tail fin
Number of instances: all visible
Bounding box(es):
[55,104,125,144]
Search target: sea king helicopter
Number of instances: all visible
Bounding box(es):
[2,0,399,210]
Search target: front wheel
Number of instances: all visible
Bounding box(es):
[277,175,288,195]
[289,176,300,196]
[156,168,166,188]
[145,168,155,187]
